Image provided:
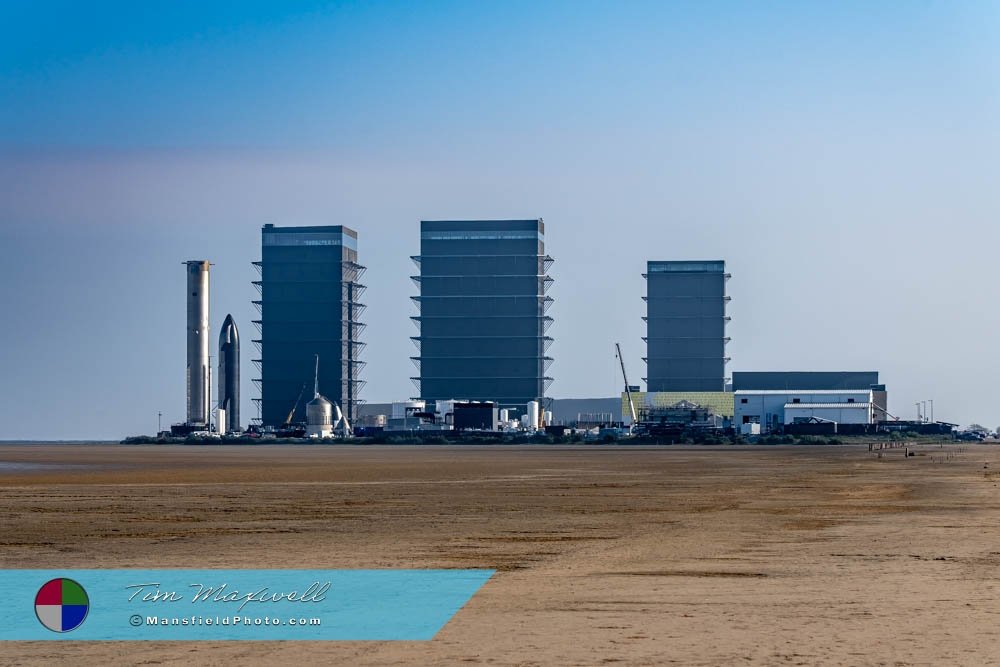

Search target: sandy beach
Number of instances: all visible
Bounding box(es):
[1,443,999,665]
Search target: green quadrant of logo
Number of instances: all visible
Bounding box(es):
[60,580,88,606]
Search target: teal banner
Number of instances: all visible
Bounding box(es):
[0,569,494,640]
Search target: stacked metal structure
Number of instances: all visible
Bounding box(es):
[643,260,730,392]
[411,220,553,417]
[252,224,366,426]
[185,260,211,427]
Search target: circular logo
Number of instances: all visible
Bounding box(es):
[35,578,89,633]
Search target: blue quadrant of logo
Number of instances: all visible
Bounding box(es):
[2,569,495,641]
[61,605,89,631]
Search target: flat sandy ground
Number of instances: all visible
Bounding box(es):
[2,443,1000,666]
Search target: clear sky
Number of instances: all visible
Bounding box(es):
[1,1,998,439]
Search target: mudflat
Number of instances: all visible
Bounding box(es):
[2,443,999,666]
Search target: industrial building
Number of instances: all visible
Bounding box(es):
[643,260,730,392]
[734,371,888,422]
[217,314,240,434]
[253,224,366,427]
[385,399,512,432]
[735,389,875,433]
[411,220,553,417]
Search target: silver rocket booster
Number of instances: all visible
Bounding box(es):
[218,314,240,433]
[185,260,211,426]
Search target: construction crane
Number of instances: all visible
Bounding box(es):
[284,383,307,427]
[615,343,637,426]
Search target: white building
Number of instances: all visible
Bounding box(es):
[735,389,874,433]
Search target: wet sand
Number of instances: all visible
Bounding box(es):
[2,443,999,665]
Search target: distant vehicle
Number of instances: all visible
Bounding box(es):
[956,431,985,441]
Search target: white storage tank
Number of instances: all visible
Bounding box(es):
[499,409,510,423]
[526,401,540,430]
[543,410,553,426]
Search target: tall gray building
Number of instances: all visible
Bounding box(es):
[253,225,366,427]
[643,260,730,392]
[411,220,553,416]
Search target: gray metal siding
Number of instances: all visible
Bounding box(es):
[732,371,879,391]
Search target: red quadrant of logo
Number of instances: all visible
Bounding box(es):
[34,579,63,605]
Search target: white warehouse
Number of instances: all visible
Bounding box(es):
[735,389,875,433]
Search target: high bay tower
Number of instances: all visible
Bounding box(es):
[411,220,554,417]
[643,260,730,392]
[253,225,366,427]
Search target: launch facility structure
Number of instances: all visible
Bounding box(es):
[176,260,241,436]
[184,260,211,428]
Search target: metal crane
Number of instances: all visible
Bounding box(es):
[284,383,307,427]
[616,343,637,426]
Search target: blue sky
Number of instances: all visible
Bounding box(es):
[1,1,999,438]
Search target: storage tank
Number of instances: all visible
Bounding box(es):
[306,396,333,438]
[499,409,510,423]
[306,354,333,438]
[543,410,553,426]
[526,401,540,430]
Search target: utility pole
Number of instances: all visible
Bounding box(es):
[158,411,162,434]
[929,399,934,423]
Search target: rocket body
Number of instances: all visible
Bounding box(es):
[186,261,211,426]
[218,314,240,433]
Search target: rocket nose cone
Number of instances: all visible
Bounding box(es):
[219,314,239,345]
